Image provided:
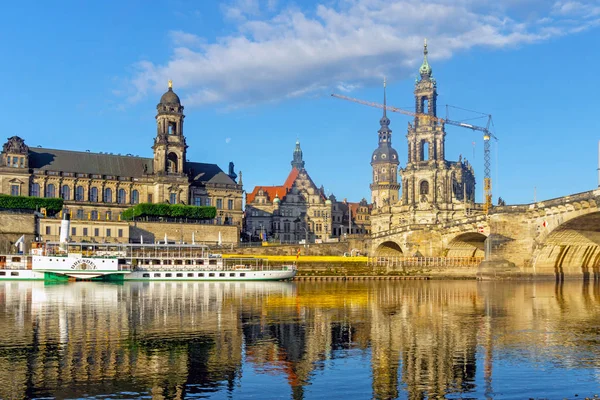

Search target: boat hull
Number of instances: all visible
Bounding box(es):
[124,268,296,281]
[0,270,69,281]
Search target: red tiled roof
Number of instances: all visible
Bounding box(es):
[344,201,372,218]
[246,168,299,204]
[283,167,299,189]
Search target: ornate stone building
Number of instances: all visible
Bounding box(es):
[0,81,244,242]
[371,41,476,233]
[245,142,371,242]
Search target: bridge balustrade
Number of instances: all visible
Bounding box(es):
[367,256,483,269]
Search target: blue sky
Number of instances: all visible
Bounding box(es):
[1,0,599,205]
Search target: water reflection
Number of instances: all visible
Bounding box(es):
[0,280,599,399]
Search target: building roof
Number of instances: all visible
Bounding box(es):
[246,167,299,204]
[28,148,227,182]
[160,87,181,105]
[29,148,153,177]
[187,162,229,184]
[207,171,237,185]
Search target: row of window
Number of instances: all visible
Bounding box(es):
[142,272,246,278]
[22,184,234,208]
[193,197,234,210]
[7,156,25,168]
[29,184,141,204]
[44,226,124,238]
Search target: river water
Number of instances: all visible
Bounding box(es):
[0,280,599,399]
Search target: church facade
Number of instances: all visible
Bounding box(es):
[0,81,244,241]
[371,42,477,234]
[245,142,371,243]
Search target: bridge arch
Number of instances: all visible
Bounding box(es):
[375,241,403,256]
[446,232,486,258]
[534,211,600,279]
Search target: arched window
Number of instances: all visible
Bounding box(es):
[104,188,112,203]
[46,184,55,198]
[117,188,126,204]
[90,187,99,202]
[420,180,429,195]
[61,185,70,200]
[131,189,139,204]
[30,183,40,197]
[167,153,178,173]
[422,97,429,114]
[76,186,84,201]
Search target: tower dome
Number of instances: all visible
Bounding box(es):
[159,80,181,105]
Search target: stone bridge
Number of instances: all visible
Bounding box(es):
[371,189,600,279]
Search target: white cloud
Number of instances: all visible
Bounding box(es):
[169,31,205,48]
[552,1,600,17]
[124,0,600,108]
[225,137,232,144]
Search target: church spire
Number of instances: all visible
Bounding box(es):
[291,140,305,170]
[378,78,391,144]
[383,77,387,119]
[419,38,432,79]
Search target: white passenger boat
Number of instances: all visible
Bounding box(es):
[0,215,297,282]
[0,242,297,282]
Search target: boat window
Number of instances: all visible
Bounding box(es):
[154,273,161,277]
[240,273,245,277]
[187,273,193,277]
[175,260,182,265]
[209,259,217,265]
[197,260,204,265]
[209,273,215,277]
[11,272,18,276]
[0,272,5,276]
[199,273,204,277]
[219,273,225,277]
[229,273,235,277]
[143,273,150,278]
[185,260,192,265]
[11,257,21,262]
[166,273,172,277]
[176,273,183,277]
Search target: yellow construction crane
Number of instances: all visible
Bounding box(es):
[332,93,498,214]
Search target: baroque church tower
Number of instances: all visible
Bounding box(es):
[153,80,187,176]
[370,79,400,207]
[397,40,476,223]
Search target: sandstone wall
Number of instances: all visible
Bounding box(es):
[130,221,239,245]
[0,211,36,252]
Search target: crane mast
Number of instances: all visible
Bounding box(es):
[331,93,497,214]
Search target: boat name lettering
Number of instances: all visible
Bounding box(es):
[71,259,97,270]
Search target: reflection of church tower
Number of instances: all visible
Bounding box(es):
[399,40,475,219]
[291,140,305,170]
[153,80,188,175]
[370,79,400,208]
